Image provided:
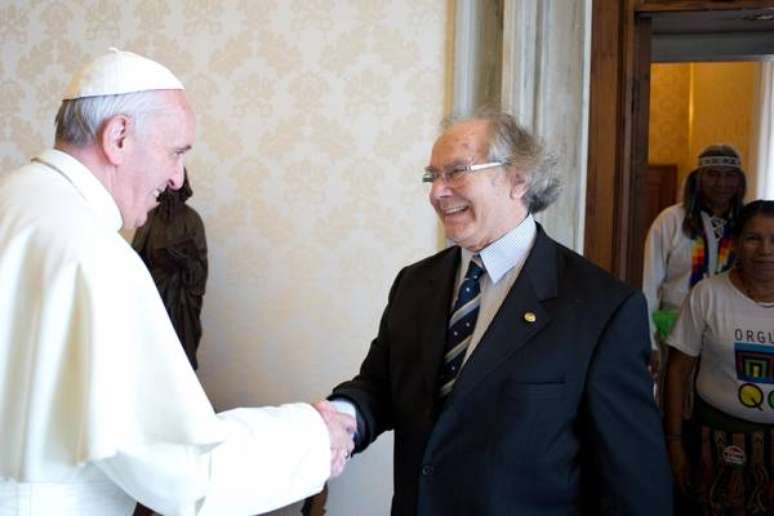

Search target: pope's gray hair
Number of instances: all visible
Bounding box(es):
[443,110,560,214]
[54,91,170,147]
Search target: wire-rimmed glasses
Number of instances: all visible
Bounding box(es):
[422,161,508,186]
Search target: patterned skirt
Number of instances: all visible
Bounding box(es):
[689,398,774,515]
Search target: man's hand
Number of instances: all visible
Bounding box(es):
[313,400,356,478]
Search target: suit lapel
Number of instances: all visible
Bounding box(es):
[443,227,560,409]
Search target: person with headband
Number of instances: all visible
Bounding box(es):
[0,49,354,516]
[643,145,747,393]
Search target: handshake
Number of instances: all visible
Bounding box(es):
[313,400,357,478]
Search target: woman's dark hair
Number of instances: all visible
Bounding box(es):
[733,200,774,238]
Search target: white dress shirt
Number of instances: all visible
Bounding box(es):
[456,214,537,366]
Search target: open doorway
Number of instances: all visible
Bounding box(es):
[586,2,774,286]
[631,60,762,288]
[628,6,774,288]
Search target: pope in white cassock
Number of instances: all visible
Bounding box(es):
[0,49,355,516]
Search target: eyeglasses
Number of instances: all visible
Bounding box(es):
[422,161,509,186]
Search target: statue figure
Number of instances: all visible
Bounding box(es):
[132,170,208,370]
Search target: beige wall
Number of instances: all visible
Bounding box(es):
[0,1,449,514]
[649,62,758,193]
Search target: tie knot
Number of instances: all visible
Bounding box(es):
[466,255,485,281]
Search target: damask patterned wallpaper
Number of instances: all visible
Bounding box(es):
[649,62,758,193]
[0,1,449,514]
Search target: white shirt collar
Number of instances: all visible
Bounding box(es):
[33,149,123,232]
[460,214,537,284]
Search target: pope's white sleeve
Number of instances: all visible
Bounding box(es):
[199,403,330,515]
[96,402,330,516]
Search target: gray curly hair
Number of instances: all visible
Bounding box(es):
[443,110,560,213]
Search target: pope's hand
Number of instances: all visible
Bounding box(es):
[313,400,356,478]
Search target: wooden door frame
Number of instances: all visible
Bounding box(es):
[585,0,629,280]
[585,0,774,283]
[585,0,644,282]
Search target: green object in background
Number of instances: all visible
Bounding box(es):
[652,309,678,339]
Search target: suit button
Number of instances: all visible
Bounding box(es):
[421,464,434,476]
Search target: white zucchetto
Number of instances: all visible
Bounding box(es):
[63,48,184,100]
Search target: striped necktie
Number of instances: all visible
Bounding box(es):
[438,255,485,398]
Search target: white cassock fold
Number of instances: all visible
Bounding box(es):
[98,404,329,516]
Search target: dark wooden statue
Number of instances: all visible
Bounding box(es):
[132,170,208,370]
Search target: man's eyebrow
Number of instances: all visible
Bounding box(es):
[175,145,192,153]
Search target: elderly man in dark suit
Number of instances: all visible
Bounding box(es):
[331,111,672,515]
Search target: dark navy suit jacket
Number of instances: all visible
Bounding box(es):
[333,226,672,515]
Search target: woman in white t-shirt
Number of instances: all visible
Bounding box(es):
[664,200,774,515]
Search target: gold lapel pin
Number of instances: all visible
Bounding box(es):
[523,311,537,323]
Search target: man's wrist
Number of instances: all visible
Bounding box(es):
[328,398,361,445]
[329,399,357,419]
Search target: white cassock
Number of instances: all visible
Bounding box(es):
[0,149,330,515]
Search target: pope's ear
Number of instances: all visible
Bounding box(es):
[100,114,132,165]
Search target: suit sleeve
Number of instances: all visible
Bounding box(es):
[330,269,406,451]
[584,291,673,515]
